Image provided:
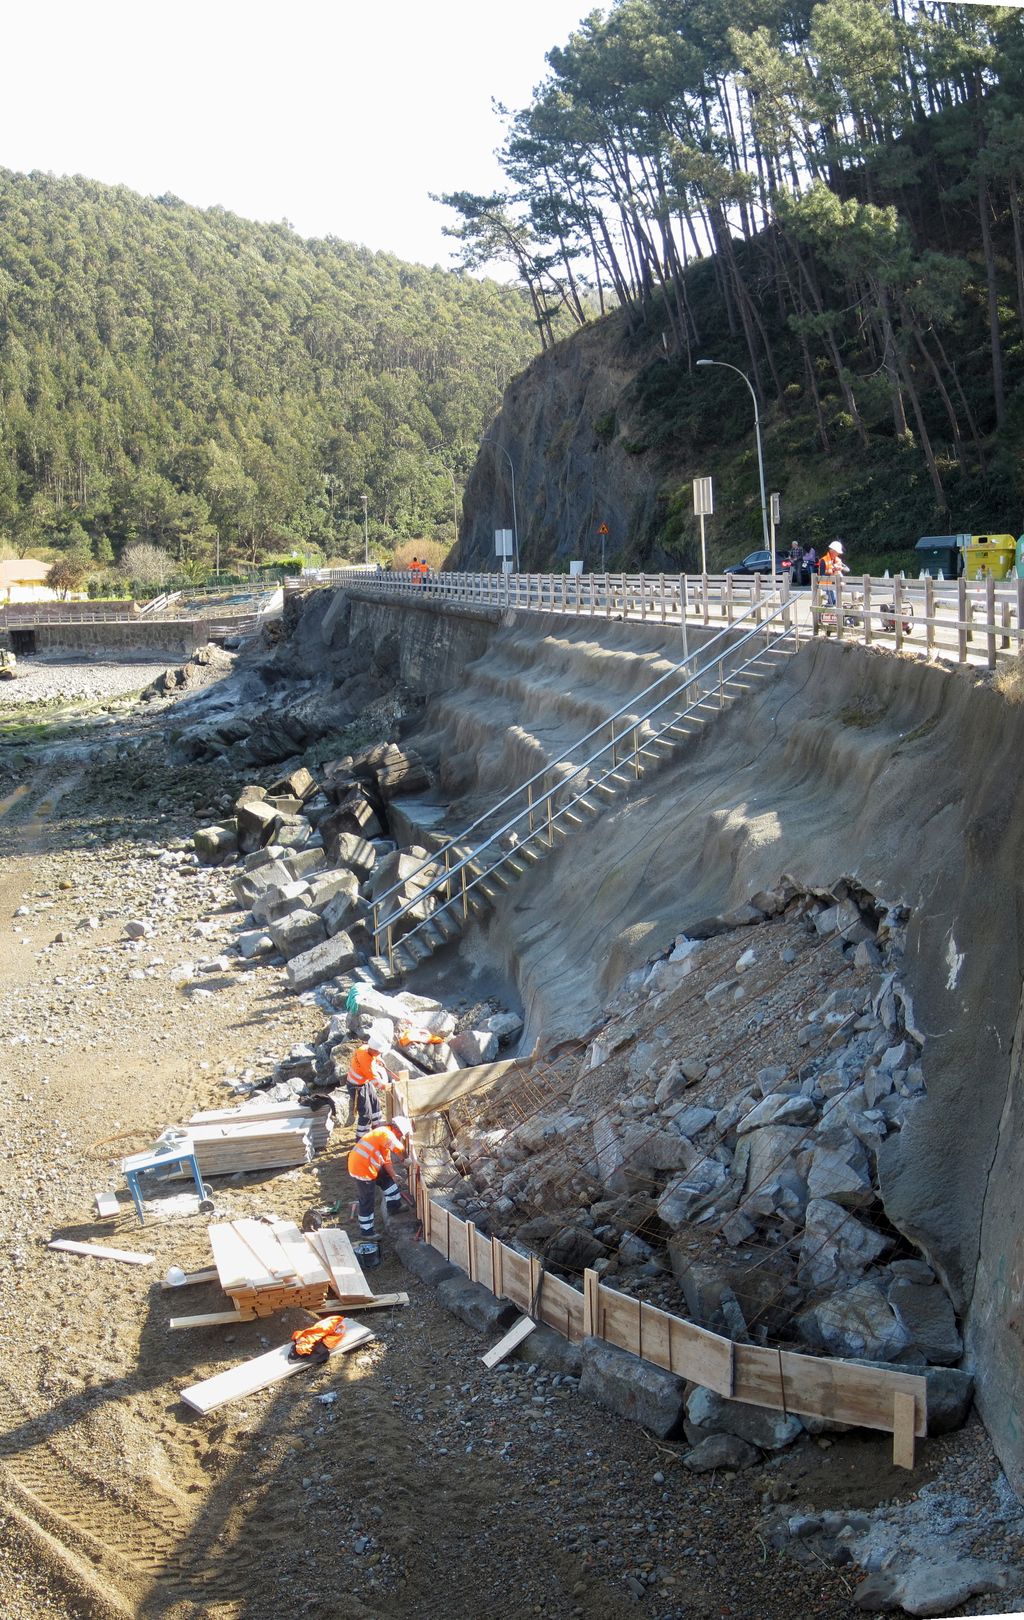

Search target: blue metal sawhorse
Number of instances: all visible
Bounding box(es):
[121,1133,207,1226]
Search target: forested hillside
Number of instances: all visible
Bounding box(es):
[449,0,1024,569]
[0,171,542,574]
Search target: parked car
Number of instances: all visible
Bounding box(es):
[723,549,774,575]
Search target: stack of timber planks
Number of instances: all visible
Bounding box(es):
[168,1101,335,1177]
[209,1219,374,1318]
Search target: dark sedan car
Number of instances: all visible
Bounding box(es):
[723,549,774,575]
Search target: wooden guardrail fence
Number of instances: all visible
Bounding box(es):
[287,567,1024,672]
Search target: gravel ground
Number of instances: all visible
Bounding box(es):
[0,654,175,709]
[1,713,1023,1619]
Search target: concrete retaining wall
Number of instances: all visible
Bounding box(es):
[22,621,205,657]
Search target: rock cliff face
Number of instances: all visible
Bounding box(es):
[456,316,669,573]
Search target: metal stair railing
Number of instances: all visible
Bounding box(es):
[373,596,800,968]
[368,590,789,934]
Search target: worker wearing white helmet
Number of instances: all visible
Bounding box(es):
[822,539,849,605]
[345,1019,395,1138]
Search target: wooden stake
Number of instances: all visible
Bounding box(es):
[582,1268,599,1337]
[892,1391,916,1469]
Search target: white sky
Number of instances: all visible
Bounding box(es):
[0,0,596,268]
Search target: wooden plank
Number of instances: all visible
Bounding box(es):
[318,1292,409,1313]
[161,1266,219,1290]
[269,1222,331,1289]
[537,1270,585,1342]
[48,1239,154,1265]
[209,1224,268,1291]
[308,1228,374,1302]
[481,1316,537,1369]
[445,1212,471,1275]
[180,1321,375,1415]
[231,1219,298,1283]
[732,1343,927,1436]
[892,1390,916,1469]
[170,1310,256,1329]
[494,1241,532,1314]
[596,1284,734,1396]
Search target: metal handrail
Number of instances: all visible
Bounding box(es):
[374,597,799,960]
[369,589,788,923]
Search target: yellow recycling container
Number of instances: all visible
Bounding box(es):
[963,534,1016,580]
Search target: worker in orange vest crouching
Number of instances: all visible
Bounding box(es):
[346,1020,393,1137]
[348,1118,411,1237]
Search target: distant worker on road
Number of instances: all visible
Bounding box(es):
[822,540,849,605]
[347,1118,411,1237]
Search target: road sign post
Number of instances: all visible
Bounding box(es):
[597,521,609,571]
[770,492,781,579]
[693,477,713,575]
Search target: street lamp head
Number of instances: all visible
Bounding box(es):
[695,359,713,367]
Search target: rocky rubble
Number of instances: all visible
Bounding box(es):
[432,878,973,1445]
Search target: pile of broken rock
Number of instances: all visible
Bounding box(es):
[192,750,440,992]
[191,754,523,1084]
[442,879,969,1388]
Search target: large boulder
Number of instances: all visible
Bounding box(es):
[237,798,280,852]
[306,868,361,915]
[805,1127,874,1208]
[737,1093,818,1133]
[798,1199,891,1288]
[268,908,327,961]
[231,858,292,908]
[329,831,377,879]
[285,930,359,991]
[795,1280,910,1361]
[579,1336,688,1439]
[193,824,238,864]
[887,1279,963,1365]
[684,1386,803,1451]
[251,879,311,926]
[657,1160,731,1228]
[450,1028,499,1066]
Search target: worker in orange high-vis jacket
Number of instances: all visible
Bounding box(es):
[347,1117,411,1237]
[345,1020,393,1137]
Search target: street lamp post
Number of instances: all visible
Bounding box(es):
[361,493,369,566]
[480,438,520,571]
[695,359,772,574]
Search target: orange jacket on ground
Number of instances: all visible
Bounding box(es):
[347,1046,390,1087]
[291,1315,347,1356]
[348,1126,406,1180]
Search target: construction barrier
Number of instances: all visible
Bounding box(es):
[410,1167,926,1469]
